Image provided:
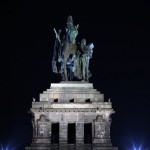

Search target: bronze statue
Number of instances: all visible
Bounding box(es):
[80,38,94,81]
[52,16,94,81]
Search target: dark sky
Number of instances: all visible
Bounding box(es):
[1,0,150,149]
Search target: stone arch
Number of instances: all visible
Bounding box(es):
[95,115,103,122]
[38,114,49,122]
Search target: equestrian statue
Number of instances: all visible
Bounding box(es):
[52,16,94,81]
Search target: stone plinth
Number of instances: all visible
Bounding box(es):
[25,82,118,150]
[40,81,104,102]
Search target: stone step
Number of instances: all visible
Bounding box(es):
[44,89,98,93]
[50,82,94,88]
[26,145,118,150]
[40,93,103,99]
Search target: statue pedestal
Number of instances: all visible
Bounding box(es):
[25,82,118,150]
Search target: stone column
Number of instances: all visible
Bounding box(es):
[59,122,68,144]
[76,122,84,144]
[32,119,36,139]
[92,122,94,141]
[48,123,51,144]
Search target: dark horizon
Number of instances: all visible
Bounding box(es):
[1,0,150,149]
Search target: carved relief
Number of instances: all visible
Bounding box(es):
[60,122,67,129]
[78,122,83,127]
[94,115,110,139]
[37,115,51,138]
[104,122,110,138]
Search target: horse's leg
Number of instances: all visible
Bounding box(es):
[69,67,73,81]
[64,58,68,81]
[82,56,85,81]
[86,57,89,81]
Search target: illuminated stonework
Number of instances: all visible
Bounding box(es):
[25,82,118,149]
[25,15,118,150]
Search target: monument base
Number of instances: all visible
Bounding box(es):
[25,82,118,150]
[25,144,118,150]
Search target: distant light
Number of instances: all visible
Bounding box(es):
[0,144,18,150]
[0,146,9,150]
[133,147,142,150]
[131,143,142,150]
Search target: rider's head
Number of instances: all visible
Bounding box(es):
[67,15,73,28]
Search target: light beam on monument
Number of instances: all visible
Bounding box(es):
[133,145,142,150]
[127,142,143,150]
[0,146,8,150]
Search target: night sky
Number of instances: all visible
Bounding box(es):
[1,0,150,149]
